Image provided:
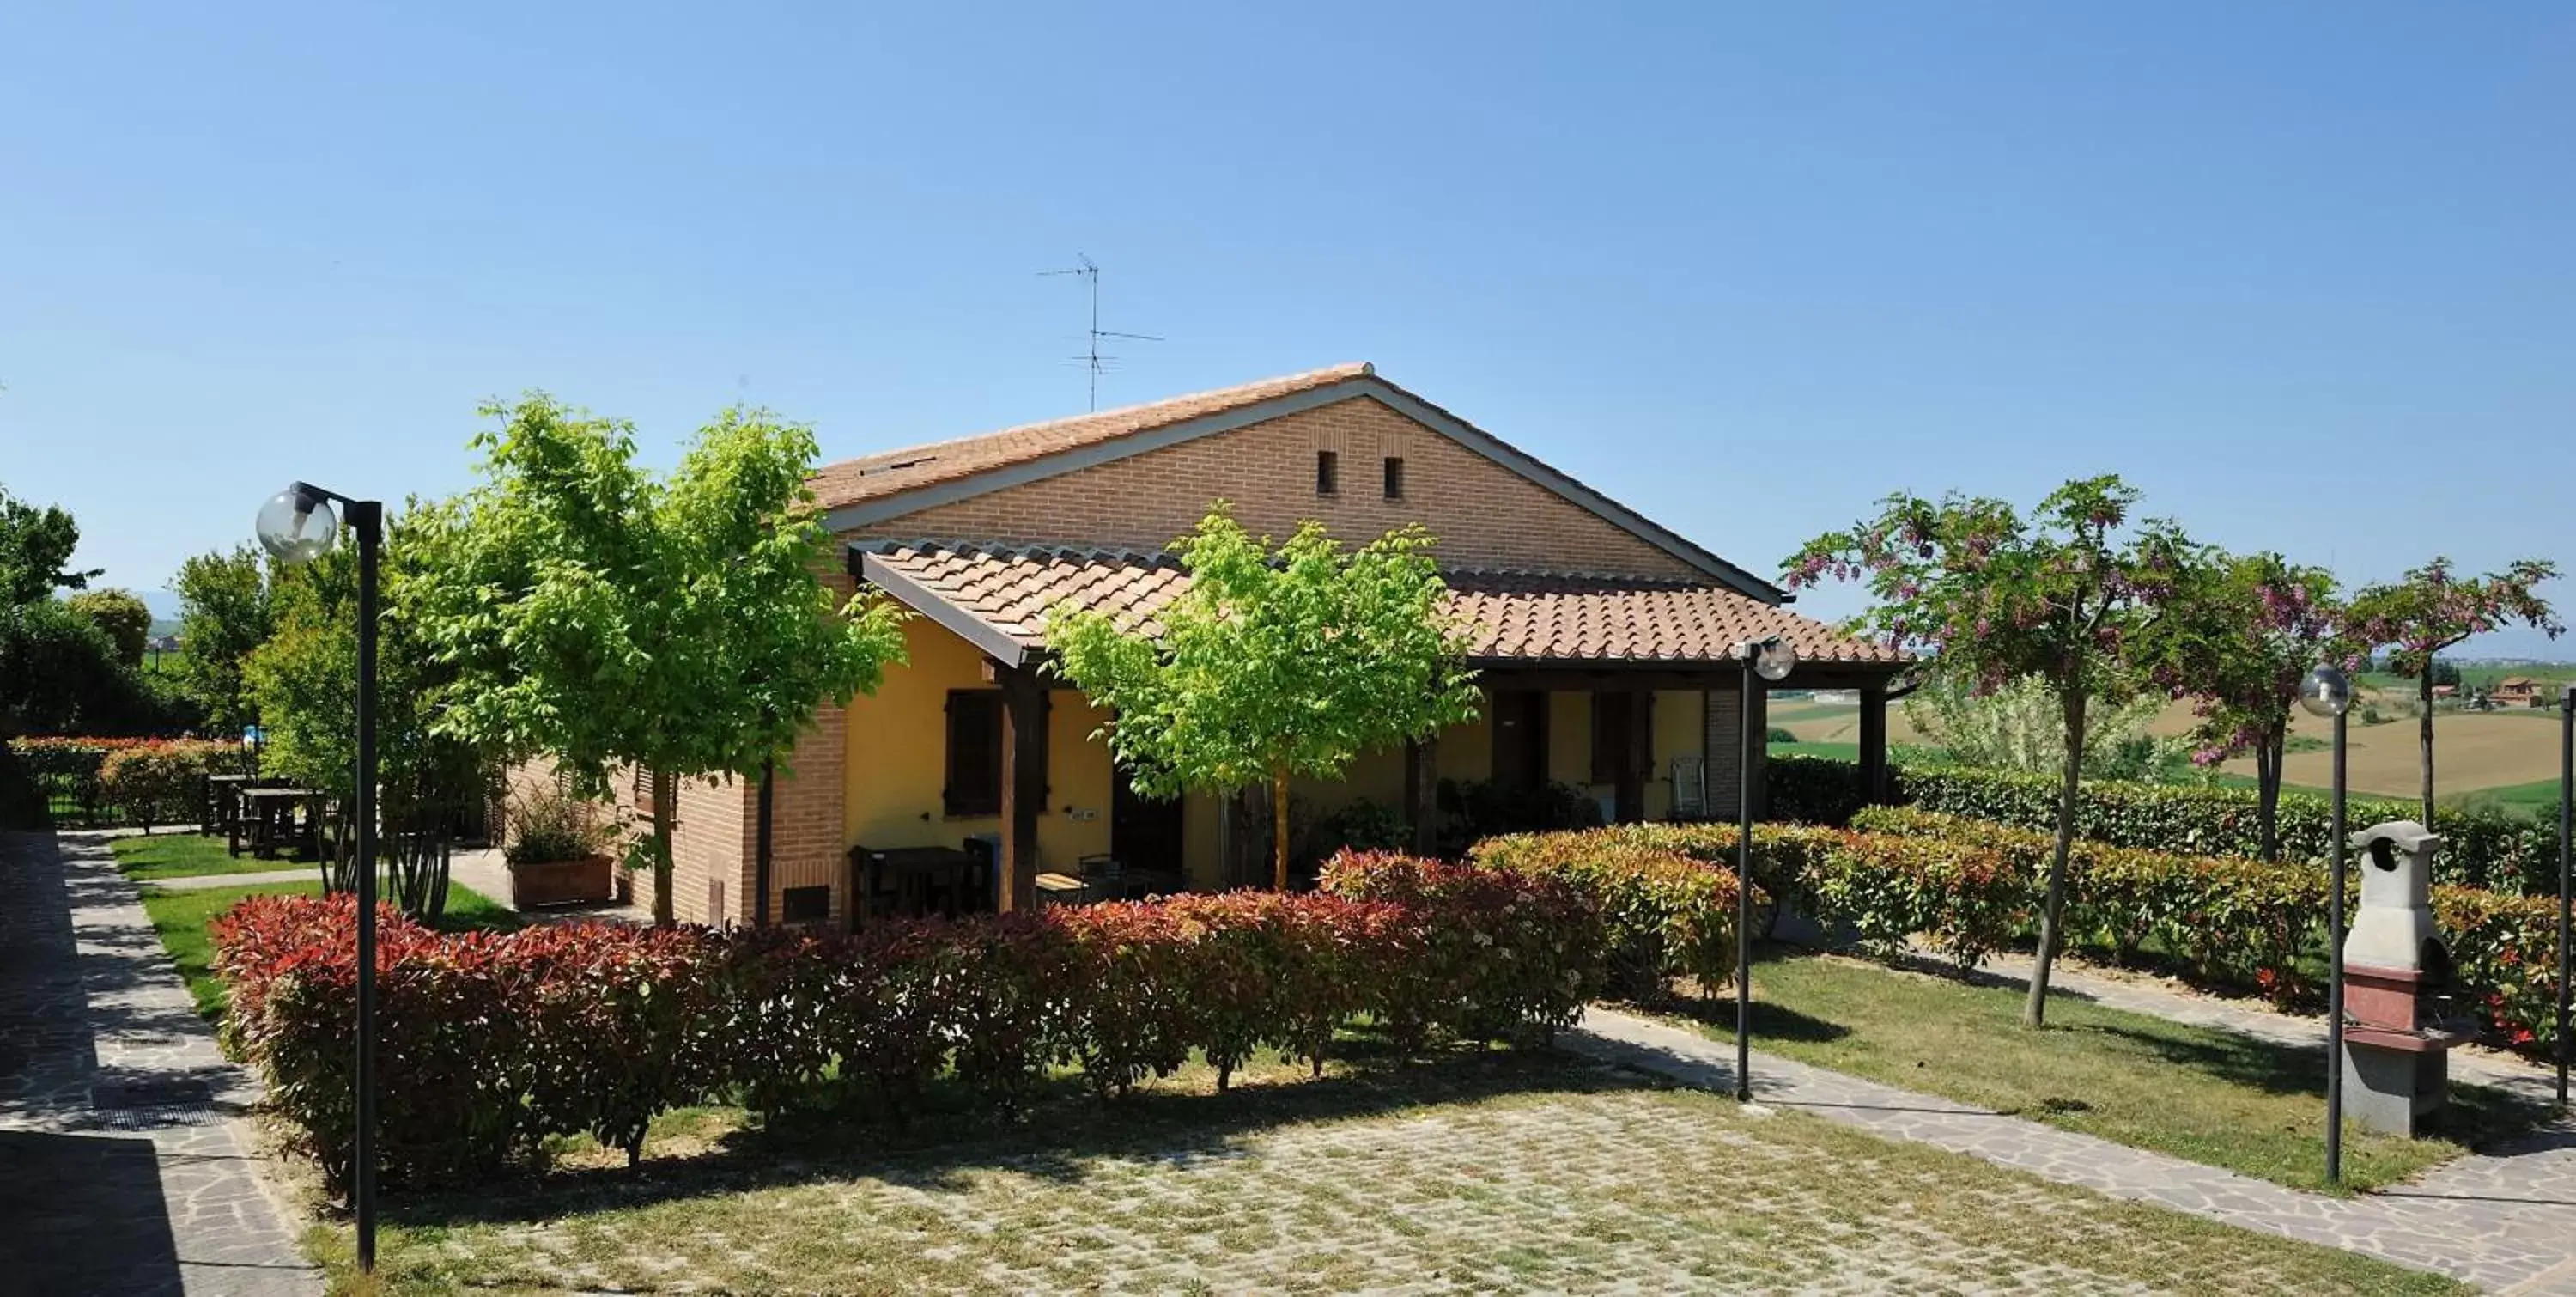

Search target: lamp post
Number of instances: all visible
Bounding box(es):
[2300,664,2354,1185]
[1731,634,1797,1103]
[255,481,382,1271]
[2560,683,2573,1109]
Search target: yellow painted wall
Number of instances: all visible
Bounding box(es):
[843,618,1115,873]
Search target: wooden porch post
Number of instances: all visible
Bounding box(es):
[996,664,1048,912]
[1859,684,1889,806]
[1613,690,1651,825]
[1405,735,1439,856]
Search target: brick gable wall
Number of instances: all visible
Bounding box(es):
[860,396,1707,582]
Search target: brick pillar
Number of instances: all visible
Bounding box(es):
[1704,685,1743,819]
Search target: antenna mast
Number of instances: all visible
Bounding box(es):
[1042,253,1160,410]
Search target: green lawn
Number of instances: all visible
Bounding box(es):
[111,831,312,880]
[139,878,519,1020]
[1671,949,2545,1194]
[299,1048,2461,1296]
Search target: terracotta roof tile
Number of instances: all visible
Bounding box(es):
[810,363,1374,512]
[858,540,1904,667]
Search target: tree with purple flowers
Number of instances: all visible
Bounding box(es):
[2345,557,2562,825]
[2135,551,2350,862]
[1785,475,2196,1027]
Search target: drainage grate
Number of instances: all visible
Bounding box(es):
[87,1101,218,1129]
[90,1077,213,1109]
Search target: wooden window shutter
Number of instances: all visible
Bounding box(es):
[944,691,1004,817]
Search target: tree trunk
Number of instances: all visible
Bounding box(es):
[2419,668,2436,825]
[2024,685,2087,1028]
[651,768,677,926]
[1271,766,1291,892]
[2256,722,2284,863]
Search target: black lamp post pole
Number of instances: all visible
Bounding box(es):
[1735,654,1756,1103]
[2326,704,2347,1186]
[2558,685,2572,1109]
[348,498,382,1271]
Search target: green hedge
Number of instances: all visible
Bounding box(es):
[1761,753,2554,896]
[1497,816,2569,1054]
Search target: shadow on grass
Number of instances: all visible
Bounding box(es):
[1639,990,1852,1045]
[381,1042,1661,1233]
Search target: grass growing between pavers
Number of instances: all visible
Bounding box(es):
[139,878,519,1020]
[1668,948,2547,1194]
[112,831,315,880]
[296,1050,2462,1296]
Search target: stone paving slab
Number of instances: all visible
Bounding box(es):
[0,831,320,1296]
[1566,1004,2576,1294]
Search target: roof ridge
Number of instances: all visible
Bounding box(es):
[822,362,1371,474]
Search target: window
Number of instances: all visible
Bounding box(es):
[944,690,1004,816]
[632,765,659,814]
[1315,449,1339,496]
[1382,456,1406,500]
[781,886,830,923]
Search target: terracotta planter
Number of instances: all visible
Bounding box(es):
[509,853,615,908]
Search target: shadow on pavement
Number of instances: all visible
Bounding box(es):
[0,1127,185,1297]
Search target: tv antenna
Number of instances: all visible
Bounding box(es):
[1042,253,1160,410]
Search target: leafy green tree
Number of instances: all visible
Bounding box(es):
[1901,673,2174,782]
[1786,475,2196,1026]
[409,394,909,924]
[246,508,488,917]
[2133,551,2351,861]
[67,588,152,666]
[0,484,100,605]
[173,545,276,733]
[2346,557,2561,825]
[1047,505,1482,891]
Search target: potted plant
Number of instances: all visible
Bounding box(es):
[502,785,612,907]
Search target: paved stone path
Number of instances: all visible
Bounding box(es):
[1567,1004,2576,1294]
[0,831,321,1296]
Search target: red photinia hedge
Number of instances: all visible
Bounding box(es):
[213,856,1600,1190]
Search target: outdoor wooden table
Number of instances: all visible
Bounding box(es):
[237,786,324,861]
[850,844,987,925]
[205,773,260,838]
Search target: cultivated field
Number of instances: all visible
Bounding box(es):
[1772,686,2567,805]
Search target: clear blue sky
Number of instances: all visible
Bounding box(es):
[4,3,2570,653]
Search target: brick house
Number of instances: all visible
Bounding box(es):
[2492,677,2545,709]
[621,363,1907,927]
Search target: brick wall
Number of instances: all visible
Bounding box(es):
[500,756,751,924]
[754,565,859,929]
[865,395,1706,581]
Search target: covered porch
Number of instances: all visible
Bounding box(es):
[848,540,1910,915]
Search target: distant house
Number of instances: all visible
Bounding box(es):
[2493,677,2547,709]
[2431,684,2458,700]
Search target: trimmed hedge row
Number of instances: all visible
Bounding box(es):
[1473,822,2024,978]
[213,856,1604,1190]
[1763,753,2555,895]
[7,735,240,828]
[1492,812,2569,1053]
[1849,805,2570,1049]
